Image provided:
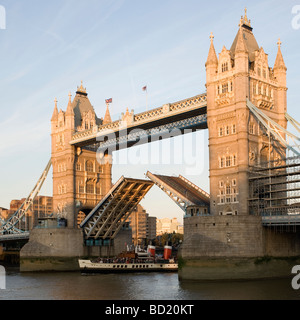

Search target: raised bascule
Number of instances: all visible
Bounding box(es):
[1,10,300,278]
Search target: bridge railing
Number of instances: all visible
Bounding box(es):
[262,215,300,226]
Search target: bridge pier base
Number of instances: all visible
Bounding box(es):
[20,228,132,272]
[178,215,300,281]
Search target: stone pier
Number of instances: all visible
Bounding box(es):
[178,216,300,281]
[20,228,132,272]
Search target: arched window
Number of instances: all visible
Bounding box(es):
[86,161,94,172]
[226,184,231,195]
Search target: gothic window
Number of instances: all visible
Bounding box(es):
[222,83,229,93]
[222,62,229,72]
[86,181,94,194]
[220,157,225,168]
[78,183,84,194]
[85,120,90,130]
[225,125,230,136]
[233,189,237,202]
[218,181,238,204]
[232,154,237,166]
[219,127,224,137]
[219,154,237,168]
[98,166,103,173]
[226,156,231,167]
[249,123,255,135]
[76,162,81,171]
[86,161,94,173]
[230,82,233,92]
[232,124,236,134]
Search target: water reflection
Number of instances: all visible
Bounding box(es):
[1,270,300,300]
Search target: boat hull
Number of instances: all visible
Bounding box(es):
[79,260,178,274]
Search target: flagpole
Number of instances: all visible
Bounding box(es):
[146,88,148,112]
[143,86,148,111]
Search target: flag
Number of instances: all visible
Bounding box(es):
[105,98,112,104]
[142,86,147,92]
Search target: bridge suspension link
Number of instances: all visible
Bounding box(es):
[247,99,300,156]
[0,159,52,235]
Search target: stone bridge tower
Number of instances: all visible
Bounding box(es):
[51,83,112,228]
[206,10,287,216]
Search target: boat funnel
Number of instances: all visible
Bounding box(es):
[147,245,156,257]
[164,245,172,260]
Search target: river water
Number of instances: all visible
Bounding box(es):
[0,268,300,300]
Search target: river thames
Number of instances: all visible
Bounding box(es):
[0,268,299,300]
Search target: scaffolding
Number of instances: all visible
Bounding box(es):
[249,156,300,217]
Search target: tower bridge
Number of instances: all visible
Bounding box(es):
[1,10,300,277]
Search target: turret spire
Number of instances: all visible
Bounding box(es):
[103,104,112,125]
[206,32,218,66]
[51,98,59,121]
[274,38,287,71]
[66,92,74,116]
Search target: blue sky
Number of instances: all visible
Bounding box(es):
[0,0,299,223]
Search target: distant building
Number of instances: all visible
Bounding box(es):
[6,196,53,231]
[127,205,148,245]
[147,216,157,241]
[127,205,157,245]
[157,218,183,235]
[0,207,8,220]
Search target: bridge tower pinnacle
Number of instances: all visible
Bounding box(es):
[206,10,287,216]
